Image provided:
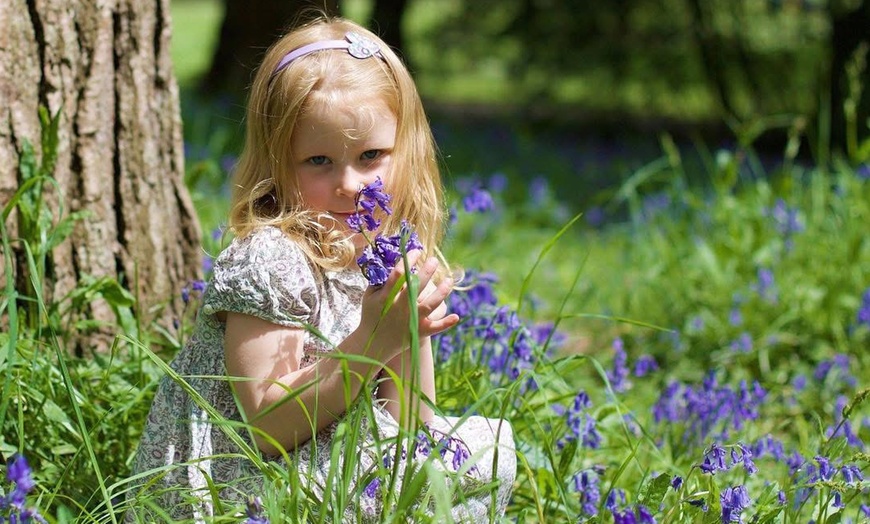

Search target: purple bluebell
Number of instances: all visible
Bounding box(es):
[572,468,601,517]
[363,478,380,498]
[777,490,787,505]
[607,338,630,393]
[857,287,870,327]
[244,496,269,524]
[636,504,655,524]
[634,355,658,377]
[860,504,870,518]
[358,177,392,215]
[357,246,390,286]
[730,444,757,475]
[558,391,602,450]
[792,374,807,391]
[729,332,752,353]
[752,267,778,303]
[604,488,626,513]
[857,163,870,180]
[613,509,637,524]
[488,172,508,193]
[652,372,766,443]
[720,485,750,523]
[699,443,729,474]
[462,185,494,213]
[671,475,683,490]
[813,455,836,481]
[451,438,472,471]
[767,198,804,236]
[2,455,46,524]
[832,491,845,508]
[728,308,743,327]
[841,464,863,483]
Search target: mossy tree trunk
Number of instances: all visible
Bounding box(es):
[0,0,202,351]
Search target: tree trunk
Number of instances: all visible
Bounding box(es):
[200,0,339,99]
[0,0,202,351]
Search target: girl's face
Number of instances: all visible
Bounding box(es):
[290,99,397,248]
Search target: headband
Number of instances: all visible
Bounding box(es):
[272,31,384,77]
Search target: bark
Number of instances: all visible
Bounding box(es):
[0,0,201,351]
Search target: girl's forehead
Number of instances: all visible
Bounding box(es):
[297,97,395,136]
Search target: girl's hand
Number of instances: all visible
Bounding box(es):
[356,251,459,362]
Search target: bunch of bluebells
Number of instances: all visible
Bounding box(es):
[607,338,630,393]
[720,485,751,523]
[698,443,758,476]
[764,197,804,251]
[433,271,562,387]
[1,455,46,524]
[572,467,603,517]
[652,372,766,443]
[346,178,423,287]
[553,391,602,450]
[602,488,656,524]
[361,426,475,500]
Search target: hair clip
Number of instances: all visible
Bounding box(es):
[272,32,383,77]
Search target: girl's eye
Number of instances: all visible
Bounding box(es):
[308,156,329,166]
[361,150,381,161]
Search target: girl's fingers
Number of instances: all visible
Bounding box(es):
[422,313,460,337]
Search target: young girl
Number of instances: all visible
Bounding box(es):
[130,15,516,521]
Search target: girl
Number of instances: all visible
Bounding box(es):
[130,15,516,522]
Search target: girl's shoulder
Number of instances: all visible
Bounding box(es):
[218,226,308,267]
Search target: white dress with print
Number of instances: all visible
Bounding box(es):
[129,227,516,522]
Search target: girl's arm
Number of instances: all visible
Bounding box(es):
[376,335,436,430]
[225,255,457,456]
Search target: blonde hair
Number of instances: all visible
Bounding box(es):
[230,15,446,272]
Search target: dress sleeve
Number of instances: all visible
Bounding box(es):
[201,228,319,328]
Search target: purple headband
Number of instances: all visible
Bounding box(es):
[272,31,384,77]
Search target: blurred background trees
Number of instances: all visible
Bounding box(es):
[190,0,868,159]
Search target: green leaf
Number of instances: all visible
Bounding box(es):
[638,473,671,509]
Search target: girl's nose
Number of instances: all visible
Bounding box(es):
[336,166,364,198]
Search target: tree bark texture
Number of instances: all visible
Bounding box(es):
[0,0,202,349]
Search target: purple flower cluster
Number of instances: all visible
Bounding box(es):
[181,279,206,304]
[433,271,562,385]
[603,488,655,524]
[698,443,757,475]
[347,178,423,287]
[857,287,870,328]
[572,467,603,517]
[1,455,46,524]
[765,198,804,251]
[720,485,751,523]
[652,372,766,443]
[607,338,630,393]
[554,391,602,450]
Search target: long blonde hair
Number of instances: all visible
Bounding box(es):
[229,15,446,271]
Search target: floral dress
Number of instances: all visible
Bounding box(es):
[129,227,516,522]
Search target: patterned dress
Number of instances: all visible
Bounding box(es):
[129,227,516,522]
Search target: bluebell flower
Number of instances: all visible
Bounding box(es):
[636,504,655,524]
[557,391,602,449]
[841,464,863,483]
[720,485,750,523]
[358,177,392,215]
[634,355,658,377]
[607,338,630,392]
[363,477,380,498]
[728,308,743,327]
[605,488,626,513]
[671,475,682,490]
[813,455,836,481]
[2,455,46,524]
[832,490,845,508]
[860,504,870,518]
[488,172,508,193]
[857,287,870,327]
[730,444,757,475]
[857,163,870,180]
[752,267,778,303]
[451,438,472,471]
[244,496,269,524]
[462,185,494,213]
[699,443,729,474]
[777,490,786,505]
[572,468,601,517]
[729,332,753,353]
